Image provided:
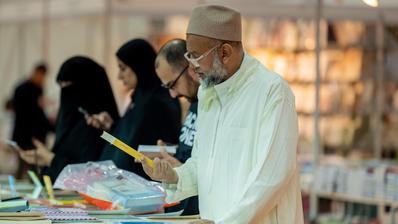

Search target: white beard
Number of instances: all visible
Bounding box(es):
[200,55,227,89]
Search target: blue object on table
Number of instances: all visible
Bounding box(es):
[8,176,17,197]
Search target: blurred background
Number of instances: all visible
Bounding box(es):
[1,0,398,223]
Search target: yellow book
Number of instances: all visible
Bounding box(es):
[100,131,154,168]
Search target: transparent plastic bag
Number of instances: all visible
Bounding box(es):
[54,161,165,212]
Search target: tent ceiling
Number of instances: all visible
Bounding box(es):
[0,0,398,23]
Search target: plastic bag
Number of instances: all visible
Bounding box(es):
[54,161,165,213]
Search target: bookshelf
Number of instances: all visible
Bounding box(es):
[242,17,391,222]
[245,20,372,156]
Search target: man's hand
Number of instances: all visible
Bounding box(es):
[141,157,178,184]
[140,140,182,167]
[85,111,113,131]
[157,140,182,168]
[19,139,54,167]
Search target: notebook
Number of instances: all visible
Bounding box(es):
[0,200,29,212]
[0,211,44,221]
[30,207,97,221]
[0,221,50,224]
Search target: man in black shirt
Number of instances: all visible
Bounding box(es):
[153,39,201,215]
[12,63,52,149]
[11,63,53,178]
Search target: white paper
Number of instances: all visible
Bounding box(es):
[137,145,176,154]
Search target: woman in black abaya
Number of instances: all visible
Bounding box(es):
[19,56,119,181]
[86,39,181,178]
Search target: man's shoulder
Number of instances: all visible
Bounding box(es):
[14,80,33,96]
[245,57,286,90]
[251,57,283,84]
[244,56,294,99]
[15,80,29,89]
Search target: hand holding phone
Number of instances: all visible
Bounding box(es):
[84,111,114,131]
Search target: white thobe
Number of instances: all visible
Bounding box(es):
[165,54,304,224]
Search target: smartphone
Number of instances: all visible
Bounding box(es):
[78,107,90,117]
[4,140,21,151]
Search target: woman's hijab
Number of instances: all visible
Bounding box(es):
[55,56,119,146]
[116,39,161,100]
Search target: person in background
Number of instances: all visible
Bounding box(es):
[86,39,181,177]
[11,63,53,178]
[12,63,52,149]
[141,5,303,223]
[19,56,119,181]
[148,38,200,215]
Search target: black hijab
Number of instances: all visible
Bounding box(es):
[100,40,181,175]
[116,39,161,101]
[43,56,119,181]
[54,56,119,148]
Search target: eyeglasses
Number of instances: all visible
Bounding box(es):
[184,44,221,68]
[161,65,188,89]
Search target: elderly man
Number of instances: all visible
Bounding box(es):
[142,5,303,223]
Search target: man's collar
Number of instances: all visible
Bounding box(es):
[198,53,258,110]
[213,53,255,107]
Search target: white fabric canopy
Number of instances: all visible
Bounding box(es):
[1,0,398,23]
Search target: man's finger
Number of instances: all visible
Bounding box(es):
[157,139,165,146]
[154,157,162,176]
[141,157,148,166]
[140,152,159,160]
[157,164,165,180]
[141,157,153,175]
[159,148,171,159]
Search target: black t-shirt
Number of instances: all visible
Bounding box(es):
[175,101,198,163]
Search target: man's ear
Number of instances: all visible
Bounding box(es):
[220,43,234,64]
